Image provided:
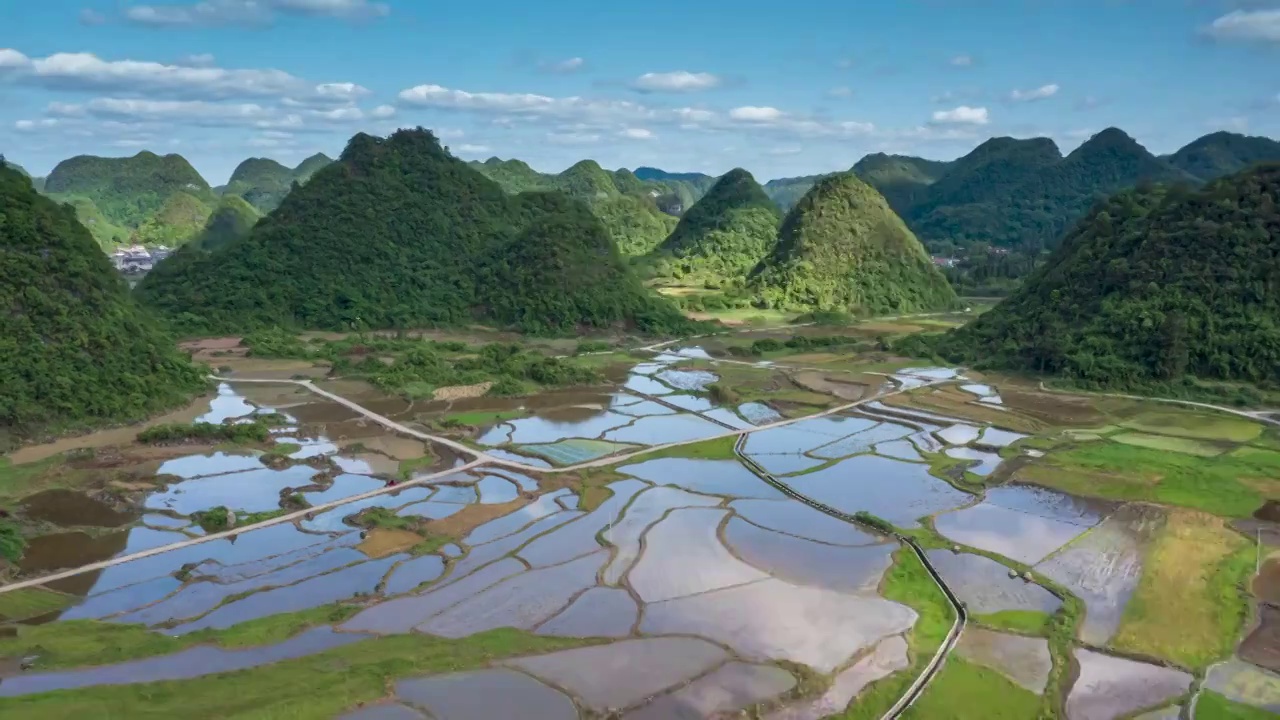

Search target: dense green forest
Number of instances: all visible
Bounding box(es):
[901,163,1280,389]
[43,151,216,233]
[649,168,781,280]
[221,153,333,213]
[187,195,261,251]
[748,172,959,314]
[1165,131,1280,180]
[469,157,678,255]
[483,191,693,334]
[0,161,206,446]
[137,129,695,336]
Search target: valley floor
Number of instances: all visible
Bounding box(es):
[1,314,1278,719]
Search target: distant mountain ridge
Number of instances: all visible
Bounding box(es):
[469,157,679,255]
[222,153,333,213]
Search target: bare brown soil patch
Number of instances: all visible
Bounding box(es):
[179,336,243,352]
[1241,604,1280,673]
[792,371,870,401]
[433,382,493,401]
[1255,559,1280,605]
[9,393,216,465]
[358,529,424,558]
[427,497,529,537]
[999,385,1109,427]
[213,358,329,379]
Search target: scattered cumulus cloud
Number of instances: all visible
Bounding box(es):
[455,143,491,154]
[370,104,395,119]
[1203,9,1280,43]
[729,106,785,122]
[123,0,390,28]
[949,54,974,67]
[176,53,216,67]
[827,86,853,99]
[539,57,585,74]
[931,105,990,125]
[0,49,311,99]
[80,8,107,25]
[1009,84,1059,102]
[619,127,654,140]
[631,71,721,93]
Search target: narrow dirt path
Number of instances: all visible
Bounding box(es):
[1036,381,1280,428]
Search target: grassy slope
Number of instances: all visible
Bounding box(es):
[1111,509,1253,668]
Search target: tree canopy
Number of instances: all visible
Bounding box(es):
[650,168,782,279]
[137,128,694,336]
[748,172,959,314]
[0,164,205,445]
[905,163,1280,388]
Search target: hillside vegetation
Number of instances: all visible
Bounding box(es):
[484,192,691,334]
[749,173,958,314]
[0,163,205,446]
[905,163,1280,389]
[222,153,333,213]
[471,158,679,255]
[650,168,781,279]
[187,195,261,251]
[138,129,694,336]
[43,151,215,233]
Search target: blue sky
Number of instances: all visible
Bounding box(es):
[2,0,1277,183]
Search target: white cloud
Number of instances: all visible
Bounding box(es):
[311,106,363,121]
[0,49,309,99]
[455,143,491,154]
[370,104,395,119]
[631,71,720,93]
[47,97,273,124]
[176,53,216,67]
[931,105,989,125]
[767,145,803,156]
[80,8,107,25]
[619,127,654,140]
[950,54,974,67]
[123,0,389,28]
[540,57,585,74]
[285,81,371,106]
[1204,9,1280,43]
[397,84,657,125]
[827,86,853,99]
[1009,84,1059,102]
[729,106,785,122]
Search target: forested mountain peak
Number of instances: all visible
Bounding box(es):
[1166,131,1280,181]
[633,167,715,183]
[557,160,619,198]
[45,151,209,194]
[749,172,957,313]
[651,167,781,278]
[0,163,205,444]
[485,191,691,334]
[293,153,333,179]
[137,127,690,336]
[908,162,1280,387]
[228,157,291,185]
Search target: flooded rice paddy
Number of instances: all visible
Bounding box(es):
[4,353,1278,718]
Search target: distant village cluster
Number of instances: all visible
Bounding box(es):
[110,244,171,274]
